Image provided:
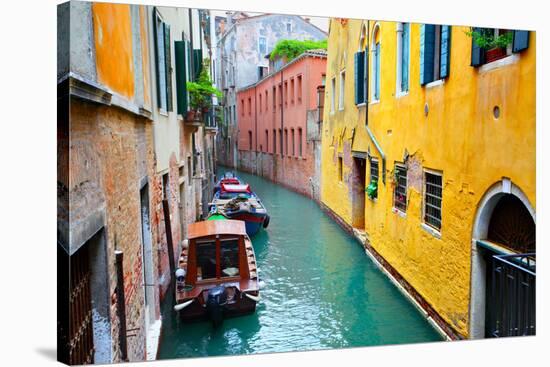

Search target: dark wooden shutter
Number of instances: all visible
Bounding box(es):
[420,24,435,85]
[193,49,203,80]
[164,23,173,112]
[470,27,486,67]
[152,9,162,107]
[364,46,369,104]
[439,25,451,79]
[512,30,530,53]
[175,41,188,115]
[354,51,365,105]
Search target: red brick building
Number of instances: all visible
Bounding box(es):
[236,50,326,200]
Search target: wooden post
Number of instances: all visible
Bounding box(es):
[162,199,176,277]
[115,250,128,362]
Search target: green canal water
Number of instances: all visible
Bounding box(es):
[157,168,442,359]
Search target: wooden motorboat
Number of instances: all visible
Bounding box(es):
[173,219,260,326]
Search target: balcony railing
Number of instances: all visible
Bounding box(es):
[487,253,536,337]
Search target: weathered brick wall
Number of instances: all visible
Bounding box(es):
[237,137,319,200]
[70,100,159,362]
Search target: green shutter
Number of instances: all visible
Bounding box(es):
[193,49,202,80]
[175,41,188,115]
[512,30,529,53]
[164,23,173,112]
[152,9,161,107]
[364,46,369,103]
[354,51,365,105]
[470,27,486,67]
[420,24,435,85]
[439,25,451,79]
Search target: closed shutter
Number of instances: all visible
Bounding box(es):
[440,25,451,79]
[512,30,529,53]
[175,41,188,115]
[152,9,163,109]
[194,49,203,79]
[420,24,436,85]
[364,46,369,103]
[375,43,380,100]
[401,23,409,92]
[164,23,173,112]
[470,27,486,67]
[354,51,365,105]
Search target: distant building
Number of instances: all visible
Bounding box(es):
[236,50,327,201]
[214,13,327,168]
[321,19,535,340]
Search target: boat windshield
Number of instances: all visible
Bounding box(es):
[220,239,240,277]
[196,241,217,281]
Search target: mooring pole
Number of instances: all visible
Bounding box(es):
[162,199,176,278]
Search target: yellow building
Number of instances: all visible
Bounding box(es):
[321,18,535,339]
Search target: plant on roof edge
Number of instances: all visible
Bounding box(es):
[270,39,328,61]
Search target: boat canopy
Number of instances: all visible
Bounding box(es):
[220,178,240,185]
[187,219,247,239]
[220,183,251,193]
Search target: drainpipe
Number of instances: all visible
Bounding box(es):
[254,84,258,174]
[365,20,386,184]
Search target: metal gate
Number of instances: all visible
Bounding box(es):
[487,253,536,337]
[68,245,95,364]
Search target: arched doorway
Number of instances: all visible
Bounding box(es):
[469,178,536,338]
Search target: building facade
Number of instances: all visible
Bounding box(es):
[214,12,327,168]
[236,51,327,200]
[321,18,535,339]
[57,2,217,364]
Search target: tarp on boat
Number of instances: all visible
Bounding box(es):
[220,183,251,193]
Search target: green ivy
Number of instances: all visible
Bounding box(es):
[270,39,328,61]
[186,58,223,110]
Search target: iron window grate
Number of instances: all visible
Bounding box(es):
[424,171,442,229]
[394,164,407,212]
[370,159,379,183]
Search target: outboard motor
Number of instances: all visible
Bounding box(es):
[206,286,227,327]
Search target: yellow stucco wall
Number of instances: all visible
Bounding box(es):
[92,3,135,99]
[321,19,536,337]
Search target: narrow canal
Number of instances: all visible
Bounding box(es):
[158,168,442,359]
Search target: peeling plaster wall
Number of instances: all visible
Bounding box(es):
[321,19,536,338]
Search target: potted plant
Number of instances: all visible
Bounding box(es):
[466,28,513,63]
[186,59,222,122]
[365,179,378,200]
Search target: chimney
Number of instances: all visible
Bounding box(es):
[304,17,310,23]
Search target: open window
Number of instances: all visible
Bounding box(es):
[220,239,240,278]
[470,28,530,67]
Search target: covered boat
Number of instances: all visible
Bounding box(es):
[209,184,269,236]
[173,219,260,326]
[213,172,242,194]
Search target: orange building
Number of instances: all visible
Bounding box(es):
[236,51,327,200]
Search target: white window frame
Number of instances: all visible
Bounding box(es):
[395,22,411,97]
[370,22,381,104]
[338,70,345,111]
[330,77,336,114]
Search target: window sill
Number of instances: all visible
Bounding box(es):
[478,54,519,73]
[356,102,367,108]
[425,79,444,89]
[159,109,168,117]
[421,222,441,239]
[369,100,380,105]
[392,207,406,218]
[395,90,409,98]
[367,196,378,203]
